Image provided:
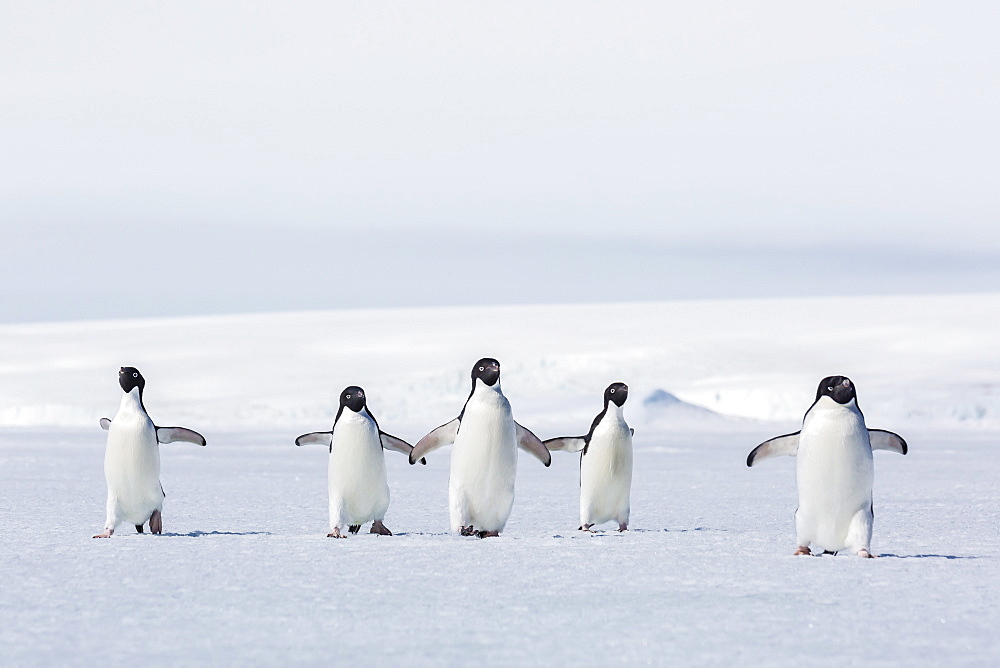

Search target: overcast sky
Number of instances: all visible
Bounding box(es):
[2,3,998,322]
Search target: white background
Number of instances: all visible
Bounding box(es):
[3,3,999,321]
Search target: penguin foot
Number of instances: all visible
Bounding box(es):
[135,524,144,534]
[370,521,392,536]
[857,549,876,559]
[348,525,361,534]
[580,524,594,533]
[460,526,476,537]
[93,529,113,538]
[618,523,629,532]
[327,528,346,538]
[476,530,500,539]
[149,510,162,535]
[793,546,812,556]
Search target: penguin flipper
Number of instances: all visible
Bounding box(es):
[380,431,426,465]
[543,436,587,453]
[746,432,799,467]
[99,418,111,430]
[156,426,207,446]
[515,422,551,466]
[869,429,908,455]
[409,418,460,465]
[295,431,333,448]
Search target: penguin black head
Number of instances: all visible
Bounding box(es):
[340,386,367,413]
[119,367,145,396]
[605,382,629,407]
[472,358,501,387]
[816,376,857,405]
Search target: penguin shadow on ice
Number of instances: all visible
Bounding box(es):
[408,358,551,538]
[747,376,908,558]
[545,382,634,533]
[157,530,272,538]
[296,385,424,538]
[94,367,206,538]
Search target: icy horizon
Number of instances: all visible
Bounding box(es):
[2,223,1000,325]
[2,293,997,433]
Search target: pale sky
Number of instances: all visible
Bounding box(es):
[2,3,998,321]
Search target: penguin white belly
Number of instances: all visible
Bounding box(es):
[328,413,390,527]
[104,408,163,527]
[449,391,517,533]
[795,408,873,552]
[580,420,633,527]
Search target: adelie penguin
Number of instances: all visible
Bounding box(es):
[94,367,206,538]
[545,382,634,532]
[746,376,908,558]
[409,358,551,538]
[296,386,424,538]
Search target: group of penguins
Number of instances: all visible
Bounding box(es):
[96,358,909,557]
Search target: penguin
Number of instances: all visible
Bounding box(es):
[408,358,551,538]
[94,367,206,538]
[296,386,424,538]
[746,376,908,558]
[545,382,634,532]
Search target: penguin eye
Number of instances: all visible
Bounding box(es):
[479,367,484,371]
[827,386,833,391]
[346,394,351,399]
[610,388,615,393]
[133,372,138,378]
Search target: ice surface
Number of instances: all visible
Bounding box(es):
[2,427,997,664]
[1,295,998,663]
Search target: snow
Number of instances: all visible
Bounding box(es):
[1,294,999,663]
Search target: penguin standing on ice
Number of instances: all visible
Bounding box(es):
[746,376,907,557]
[545,382,634,532]
[408,358,551,538]
[94,367,206,538]
[296,386,423,538]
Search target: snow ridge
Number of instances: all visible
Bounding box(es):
[0,294,997,433]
